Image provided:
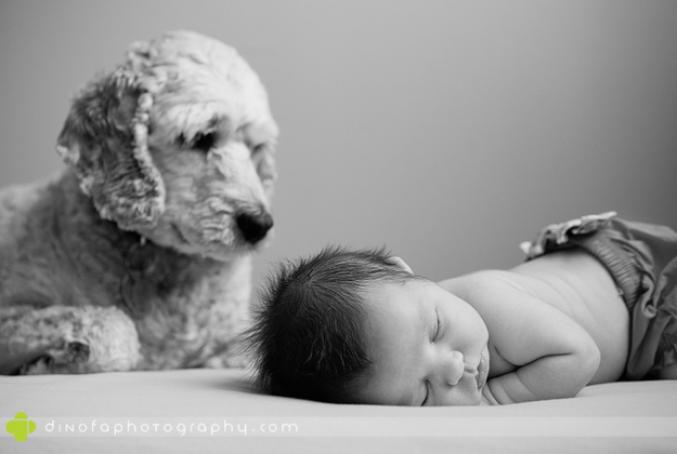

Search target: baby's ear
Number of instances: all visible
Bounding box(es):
[56,60,165,231]
[385,256,413,274]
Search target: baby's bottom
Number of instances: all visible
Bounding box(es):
[522,213,677,380]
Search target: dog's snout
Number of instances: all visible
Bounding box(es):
[236,211,273,244]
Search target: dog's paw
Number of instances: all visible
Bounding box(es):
[66,341,91,362]
[76,307,142,372]
[203,350,250,369]
[11,306,141,374]
[20,340,91,374]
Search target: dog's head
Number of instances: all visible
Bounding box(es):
[56,31,279,260]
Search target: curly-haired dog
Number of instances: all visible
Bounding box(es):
[0,30,279,374]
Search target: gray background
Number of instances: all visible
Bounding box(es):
[1,0,676,291]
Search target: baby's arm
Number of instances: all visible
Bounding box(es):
[481,342,600,405]
[445,271,601,405]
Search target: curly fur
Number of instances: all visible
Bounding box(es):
[0,31,279,374]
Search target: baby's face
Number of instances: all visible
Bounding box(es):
[351,278,490,406]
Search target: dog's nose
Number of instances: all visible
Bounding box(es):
[236,211,273,244]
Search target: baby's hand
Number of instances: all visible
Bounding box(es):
[480,384,499,405]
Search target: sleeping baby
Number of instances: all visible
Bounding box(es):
[246,212,677,405]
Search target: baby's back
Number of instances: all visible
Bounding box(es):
[505,249,629,383]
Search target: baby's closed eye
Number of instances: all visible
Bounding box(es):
[432,307,441,341]
[421,381,431,406]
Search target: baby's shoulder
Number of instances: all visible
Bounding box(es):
[444,269,572,323]
[440,269,531,300]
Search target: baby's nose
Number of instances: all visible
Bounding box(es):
[434,350,465,387]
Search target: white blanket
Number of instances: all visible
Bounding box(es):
[1,369,675,453]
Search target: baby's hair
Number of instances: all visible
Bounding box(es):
[245,246,420,403]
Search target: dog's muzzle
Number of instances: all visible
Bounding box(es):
[235,210,273,244]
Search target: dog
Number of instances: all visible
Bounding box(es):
[0,30,279,374]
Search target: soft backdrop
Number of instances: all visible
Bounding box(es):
[1,0,676,290]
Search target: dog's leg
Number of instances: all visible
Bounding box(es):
[202,344,249,369]
[0,305,141,374]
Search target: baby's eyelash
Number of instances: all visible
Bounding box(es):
[421,381,430,406]
[433,308,441,341]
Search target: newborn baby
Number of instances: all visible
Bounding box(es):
[247,212,677,405]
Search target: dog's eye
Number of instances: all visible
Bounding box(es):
[192,132,217,152]
[251,143,267,155]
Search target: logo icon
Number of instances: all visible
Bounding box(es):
[6,412,37,442]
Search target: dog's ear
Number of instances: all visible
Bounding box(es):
[253,120,279,199]
[56,54,165,231]
[255,149,277,199]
